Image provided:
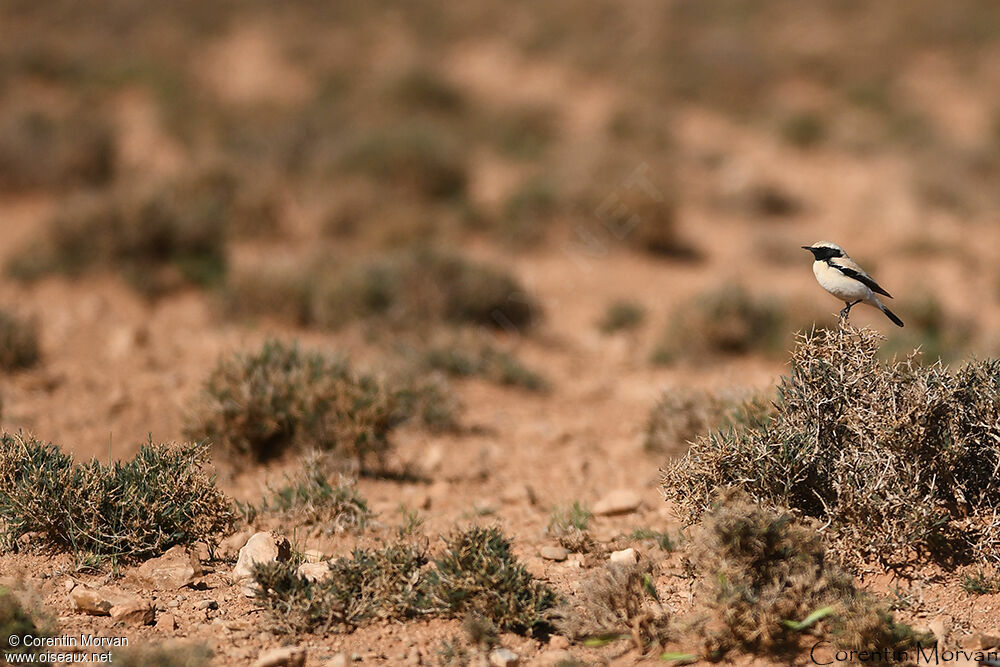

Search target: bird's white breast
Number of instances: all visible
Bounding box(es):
[812,261,872,302]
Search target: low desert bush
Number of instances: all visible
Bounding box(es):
[652,285,789,363]
[0,103,114,192]
[311,247,539,332]
[0,434,235,564]
[185,341,403,466]
[548,502,596,554]
[338,123,467,200]
[254,526,555,636]
[243,453,371,534]
[555,560,671,653]
[8,171,235,295]
[882,292,974,364]
[662,326,1000,568]
[0,310,40,371]
[645,389,771,454]
[420,333,548,392]
[688,493,932,658]
[424,526,557,634]
[1,586,54,662]
[253,541,430,633]
[598,299,646,334]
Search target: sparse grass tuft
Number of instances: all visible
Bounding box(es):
[185,341,402,466]
[0,310,40,371]
[548,502,595,554]
[663,326,1000,568]
[0,434,235,564]
[628,528,677,552]
[425,526,557,634]
[652,285,789,363]
[598,299,646,334]
[555,560,671,653]
[689,492,933,657]
[253,541,430,633]
[245,452,371,534]
[960,569,1000,595]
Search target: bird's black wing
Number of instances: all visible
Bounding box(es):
[828,262,893,298]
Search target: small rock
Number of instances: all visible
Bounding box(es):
[110,600,156,625]
[489,648,519,667]
[232,532,292,597]
[610,548,638,565]
[961,633,1000,650]
[548,635,570,650]
[195,599,218,610]
[540,546,569,562]
[156,612,176,631]
[406,646,422,665]
[126,545,202,590]
[324,653,349,667]
[252,646,306,667]
[593,489,642,516]
[71,586,135,616]
[929,615,952,647]
[63,579,76,593]
[297,561,332,583]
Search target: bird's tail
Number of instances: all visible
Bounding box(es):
[875,299,904,327]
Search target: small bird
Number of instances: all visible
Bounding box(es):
[802,241,903,327]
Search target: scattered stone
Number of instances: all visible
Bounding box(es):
[489,648,519,667]
[929,615,952,647]
[156,613,176,631]
[540,546,569,562]
[548,635,570,650]
[232,532,292,597]
[252,646,306,667]
[323,654,349,667]
[610,547,638,565]
[110,600,156,625]
[961,633,1000,650]
[195,599,219,610]
[126,545,202,590]
[297,561,332,583]
[406,646,422,665]
[63,579,76,593]
[593,489,642,516]
[71,586,134,616]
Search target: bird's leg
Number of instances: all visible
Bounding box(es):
[838,300,862,327]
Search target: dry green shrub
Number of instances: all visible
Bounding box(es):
[555,560,671,653]
[0,104,114,192]
[420,332,548,392]
[311,247,539,332]
[253,526,555,636]
[1,585,54,662]
[598,299,646,334]
[609,186,699,260]
[689,493,931,658]
[882,292,974,364]
[339,123,466,200]
[185,341,403,466]
[663,326,1000,568]
[424,526,557,634]
[645,389,771,454]
[0,310,40,371]
[244,453,371,534]
[652,285,788,363]
[547,502,596,553]
[0,434,235,564]
[7,171,236,295]
[253,541,430,633]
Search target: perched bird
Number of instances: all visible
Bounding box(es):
[802,241,903,327]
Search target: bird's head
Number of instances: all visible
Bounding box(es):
[802,241,844,261]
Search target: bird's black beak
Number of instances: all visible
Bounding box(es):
[801,245,812,250]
